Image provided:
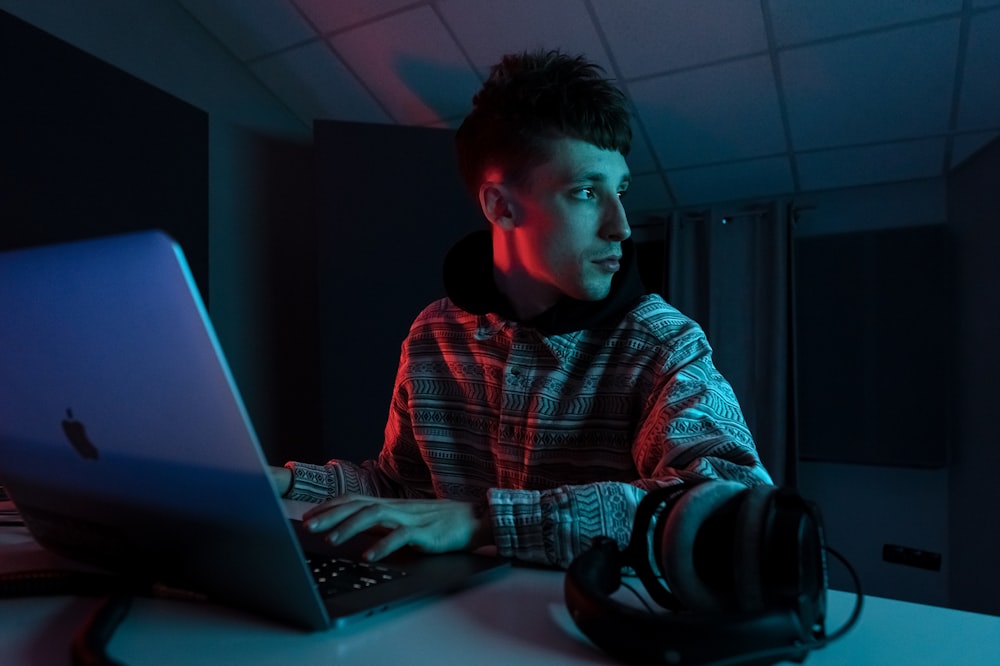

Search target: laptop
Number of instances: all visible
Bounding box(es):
[0,230,508,630]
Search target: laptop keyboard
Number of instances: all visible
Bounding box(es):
[306,555,407,598]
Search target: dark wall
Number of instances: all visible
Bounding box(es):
[795,224,953,468]
[314,121,482,461]
[947,137,1000,616]
[0,9,322,465]
[792,180,952,608]
[208,122,322,463]
[0,9,208,295]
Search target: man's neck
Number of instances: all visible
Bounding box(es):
[491,265,558,322]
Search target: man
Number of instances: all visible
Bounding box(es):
[270,50,772,569]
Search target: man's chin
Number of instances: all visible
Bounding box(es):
[576,283,614,302]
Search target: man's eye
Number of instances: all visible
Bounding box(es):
[572,188,595,200]
[617,190,628,199]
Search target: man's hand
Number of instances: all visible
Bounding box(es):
[302,495,493,562]
[268,465,292,496]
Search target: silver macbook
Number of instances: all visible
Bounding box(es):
[0,230,508,630]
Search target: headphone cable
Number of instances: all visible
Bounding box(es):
[820,545,864,643]
[702,545,864,666]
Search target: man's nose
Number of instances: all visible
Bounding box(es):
[601,197,631,242]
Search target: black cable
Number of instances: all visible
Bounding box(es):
[822,545,864,642]
[0,569,140,666]
[700,545,865,666]
[0,569,139,598]
[70,595,132,666]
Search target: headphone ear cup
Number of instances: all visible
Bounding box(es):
[733,484,776,611]
[564,537,625,619]
[658,480,747,611]
[629,486,688,611]
[767,489,829,626]
[565,486,829,665]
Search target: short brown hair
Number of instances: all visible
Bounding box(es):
[455,50,632,197]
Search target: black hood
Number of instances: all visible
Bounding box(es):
[442,230,647,335]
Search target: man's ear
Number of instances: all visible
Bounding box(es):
[479,182,516,230]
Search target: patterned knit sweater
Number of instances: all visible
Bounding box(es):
[285,233,772,568]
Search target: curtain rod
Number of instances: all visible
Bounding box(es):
[634,202,816,227]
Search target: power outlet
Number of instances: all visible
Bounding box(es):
[882,544,942,571]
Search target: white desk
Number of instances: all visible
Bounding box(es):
[2,509,998,665]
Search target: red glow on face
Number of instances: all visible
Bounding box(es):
[485,139,630,320]
[482,166,503,183]
[492,236,513,272]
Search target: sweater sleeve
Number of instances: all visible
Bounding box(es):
[487,339,772,569]
[282,343,434,504]
[282,441,433,503]
[487,482,645,568]
[283,459,395,503]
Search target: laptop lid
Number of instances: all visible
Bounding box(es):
[0,230,506,630]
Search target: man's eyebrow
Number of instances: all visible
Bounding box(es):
[570,171,632,187]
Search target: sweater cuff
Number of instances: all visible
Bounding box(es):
[487,488,550,564]
[283,461,340,503]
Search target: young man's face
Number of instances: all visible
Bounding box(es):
[492,136,631,319]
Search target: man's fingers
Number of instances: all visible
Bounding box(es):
[303,499,364,532]
[363,526,421,562]
[305,498,412,545]
[300,497,483,559]
[327,504,405,545]
[302,493,367,522]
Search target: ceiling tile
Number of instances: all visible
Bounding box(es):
[951,131,1000,168]
[292,0,417,34]
[797,138,946,191]
[767,0,962,46]
[627,128,659,175]
[668,156,794,207]
[438,0,612,76]
[956,8,1000,131]
[329,6,481,125]
[178,0,317,61]
[631,55,786,168]
[781,20,960,150]
[34,0,995,207]
[590,0,768,78]
[249,40,392,126]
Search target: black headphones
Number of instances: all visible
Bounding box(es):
[564,481,829,665]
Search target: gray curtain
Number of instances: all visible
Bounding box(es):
[663,203,798,487]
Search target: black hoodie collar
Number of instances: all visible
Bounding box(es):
[442,230,647,335]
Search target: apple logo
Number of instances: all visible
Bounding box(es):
[61,408,99,460]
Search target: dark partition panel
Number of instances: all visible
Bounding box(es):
[315,121,482,461]
[795,224,953,467]
[0,10,208,296]
[947,137,1000,617]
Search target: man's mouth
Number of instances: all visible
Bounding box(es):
[594,256,622,273]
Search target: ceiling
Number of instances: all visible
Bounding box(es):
[176,0,1000,217]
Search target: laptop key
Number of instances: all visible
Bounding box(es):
[306,556,407,599]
